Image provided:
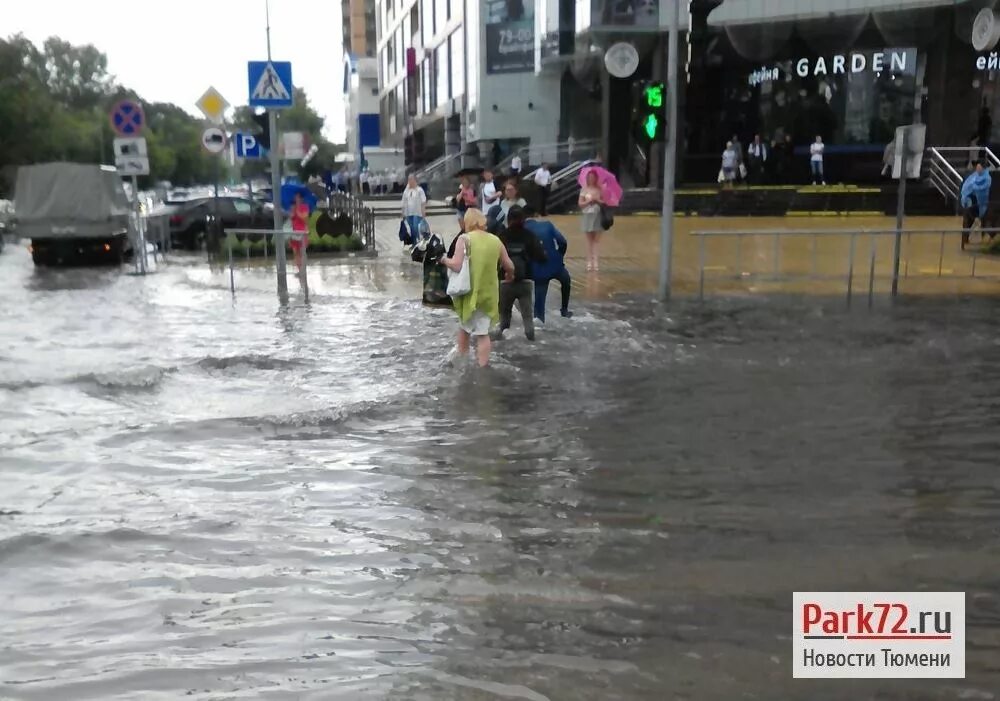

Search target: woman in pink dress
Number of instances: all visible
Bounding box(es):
[289,192,310,273]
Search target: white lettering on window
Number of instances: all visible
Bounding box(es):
[851,53,866,73]
[872,52,884,73]
[833,55,846,74]
[797,58,809,78]
[814,57,828,76]
[978,56,988,70]
[891,51,908,73]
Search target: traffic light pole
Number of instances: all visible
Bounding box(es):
[658,0,680,301]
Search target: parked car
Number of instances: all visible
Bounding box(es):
[167,195,272,250]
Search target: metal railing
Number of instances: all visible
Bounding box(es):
[494,138,601,174]
[413,152,463,182]
[545,161,591,212]
[925,146,1000,204]
[328,192,377,251]
[220,197,376,295]
[691,227,1000,304]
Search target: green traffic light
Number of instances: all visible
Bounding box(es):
[643,114,660,139]
[644,84,664,108]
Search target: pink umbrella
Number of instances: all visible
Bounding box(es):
[578,165,623,207]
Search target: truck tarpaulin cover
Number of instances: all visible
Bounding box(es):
[15,163,131,223]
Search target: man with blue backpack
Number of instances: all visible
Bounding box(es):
[524,214,573,322]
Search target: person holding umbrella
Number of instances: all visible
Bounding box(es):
[577,165,622,272]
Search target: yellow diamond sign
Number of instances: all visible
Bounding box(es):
[196,87,229,124]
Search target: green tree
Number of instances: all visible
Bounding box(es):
[0,33,223,193]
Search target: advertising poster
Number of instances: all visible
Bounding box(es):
[485,0,535,74]
[592,0,659,30]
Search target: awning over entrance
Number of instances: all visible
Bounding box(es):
[707,0,975,27]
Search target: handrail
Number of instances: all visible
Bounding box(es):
[928,148,964,185]
[494,138,601,173]
[690,227,1000,237]
[414,152,462,181]
[690,226,1000,303]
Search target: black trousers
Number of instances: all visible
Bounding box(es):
[533,268,571,322]
[497,280,535,340]
[538,185,551,216]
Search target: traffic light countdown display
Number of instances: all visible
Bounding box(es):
[636,82,665,142]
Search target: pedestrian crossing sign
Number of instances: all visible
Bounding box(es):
[247,61,294,108]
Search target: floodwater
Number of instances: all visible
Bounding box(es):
[1,242,999,701]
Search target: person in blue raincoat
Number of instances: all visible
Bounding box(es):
[961,162,992,249]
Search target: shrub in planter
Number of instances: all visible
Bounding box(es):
[222,231,244,254]
[319,234,338,251]
[250,237,267,254]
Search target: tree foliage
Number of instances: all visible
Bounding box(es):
[0,34,345,197]
[0,33,217,195]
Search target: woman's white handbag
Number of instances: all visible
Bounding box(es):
[446,235,472,297]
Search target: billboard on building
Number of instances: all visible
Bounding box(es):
[591,0,659,30]
[485,0,535,74]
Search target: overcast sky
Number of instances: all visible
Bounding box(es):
[5,0,346,142]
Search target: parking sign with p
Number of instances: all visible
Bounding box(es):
[235,132,264,159]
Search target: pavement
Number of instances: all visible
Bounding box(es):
[374,208,1000,300]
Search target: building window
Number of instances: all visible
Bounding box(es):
[450,29,463,99]
[396,28,403,74]
[435,0,448,32]
[410,3,420,42]
[436,42,449,107]
[425,0,435,38]
[422,59,430,114]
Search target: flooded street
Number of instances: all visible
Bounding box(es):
[1,243,999,700]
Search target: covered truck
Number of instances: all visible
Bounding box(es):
[15,163,131,266]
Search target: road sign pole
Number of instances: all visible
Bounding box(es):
[658,0,680,301]
[213,155,221,258]
[132,174,147,274]
[269,110,287,296]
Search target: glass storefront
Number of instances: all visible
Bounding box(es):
[683,0,1000,182]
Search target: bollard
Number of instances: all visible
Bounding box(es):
[846,233,856,307]
[228,238,235,295]
[938,231,945,277]
[904,233,911,278]
[263,234,268,261]
[698,235,706,300]
[867,237,876,308]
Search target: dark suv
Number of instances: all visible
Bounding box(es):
[168,196,271,250]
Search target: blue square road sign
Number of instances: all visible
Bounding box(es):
[235,133,265,159]
[248,61,293,108]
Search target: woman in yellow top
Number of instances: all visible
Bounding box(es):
[441,208,515,367]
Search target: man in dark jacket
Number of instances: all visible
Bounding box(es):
[494,206,546,341]
[524,216,573,322]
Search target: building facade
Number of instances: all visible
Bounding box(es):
[687,0,1000,183]
[371,0,991,184]
[343,0,381,165]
